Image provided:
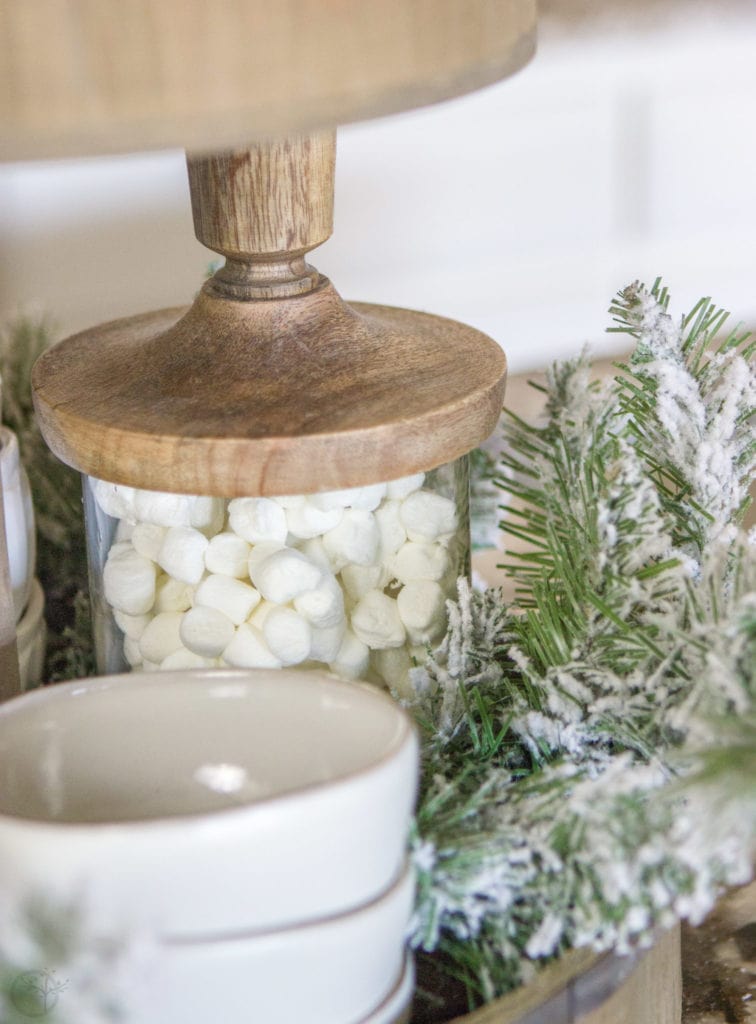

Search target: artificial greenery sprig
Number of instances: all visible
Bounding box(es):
[0,896,155,1024]
[0,317,95,681]
[408,280,756,1010]
[609,280,755,557]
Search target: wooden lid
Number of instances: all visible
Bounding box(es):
[1,0,535,160]
[31,282,507,496]
[32,133,507,496]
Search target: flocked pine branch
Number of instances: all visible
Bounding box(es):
[407,281,756,1010]
[609,279,756,561]
[0,895,154,1024]
[0,317,95,680]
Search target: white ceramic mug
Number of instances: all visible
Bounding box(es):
[146,865,415,1024]
[16,577,46,690]
[0,669,418,941]
[0,426,35,622]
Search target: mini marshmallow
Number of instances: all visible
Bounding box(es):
[190,496,226,536]
[329,630,370,680]
[195,574,261,625]
[139,612,185,664]
[250,547,324,604]
[340,563,390,602]
[113,609,151,641]
[205,532,252,578]
[248,599,276,629]
[115,520,135,542]
[309,620,347,662]
[157,527,209,585]
[228,498,288,545]
[310,483,387,512]
[373,647,414,699]
[350,483,388,511]
[133,488,194,528]
[263,607,312,666]
[374,500,407,560]
[294,575,345,628]
[94,479,137,521]
[154,575,194,613]
[123,635,143,668]
[271,494,306,509]
[322,510,380,570]
[391,541,448,584]
[247,541,286,576]
[103,547,157,615]
[132,522,166,562]
[143,659,161,672]
[180,606,236,658]
[372,646,412,689]
[223,623,282,669]
[160,649,216,671]
[400,490,457,542]
[350,590,406,650]
[285,501,343,540]
[107,541,135,560]
[386,472,425,501]
[396,580,447,644]
[295,538,334,572]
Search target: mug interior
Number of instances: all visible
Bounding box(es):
[0,670,408,824]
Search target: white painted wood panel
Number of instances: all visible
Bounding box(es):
[1,6,754,372]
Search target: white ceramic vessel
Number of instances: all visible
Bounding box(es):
[360,952,415,1024]
[0,668,418,940]
[143,866,415,1024]
[16,577,46,690]
[0,426,35,621]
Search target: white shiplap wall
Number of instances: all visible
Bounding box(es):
[1,6,755,372]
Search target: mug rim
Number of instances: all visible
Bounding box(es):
[0,668,418,832]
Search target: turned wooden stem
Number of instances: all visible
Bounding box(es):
[33,128,507,496]
[187,132,336,300]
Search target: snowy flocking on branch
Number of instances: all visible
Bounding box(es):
[405,280,756,1007]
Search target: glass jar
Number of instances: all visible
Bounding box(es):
[84,459,470,696]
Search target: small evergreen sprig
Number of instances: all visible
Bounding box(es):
[0,895,152,1024]
[610,280,755,558]
[0,317,95,681]
[407,281,756,1011]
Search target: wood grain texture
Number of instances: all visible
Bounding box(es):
[578,927,681,1024]
[448,948,600,1023]
[31,282,507,496]
[0,0,535,160]
[445,929,681,1024]
[187,134,336,299]
[188,134,335,259]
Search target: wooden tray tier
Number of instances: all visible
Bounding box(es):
[1,0,535,161]
[443,927,681,1024]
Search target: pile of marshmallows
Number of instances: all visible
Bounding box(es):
[95,472,459,695]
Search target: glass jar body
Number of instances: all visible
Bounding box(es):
[83,460,470,695]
